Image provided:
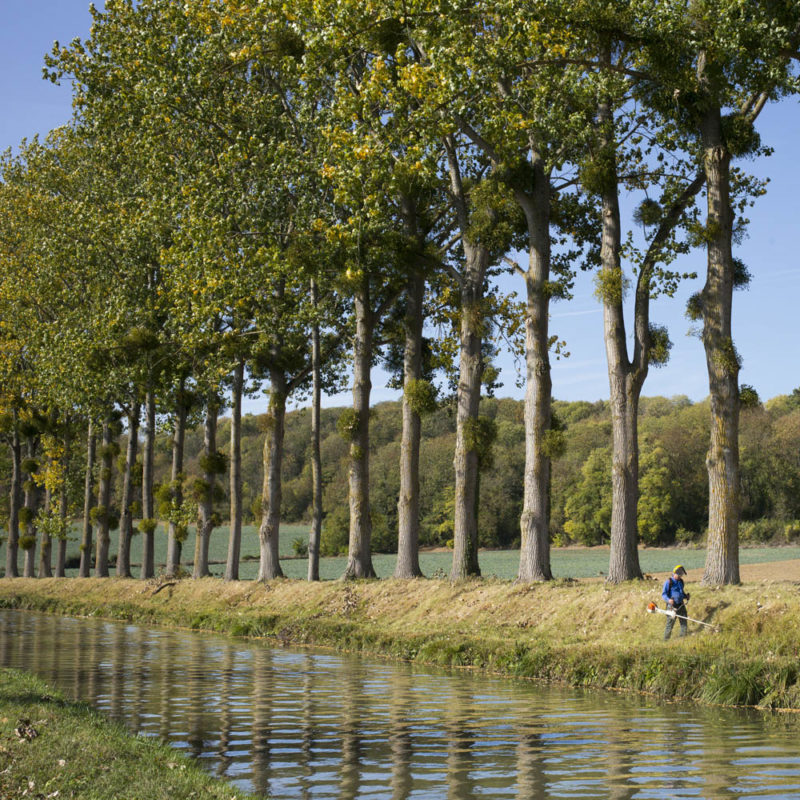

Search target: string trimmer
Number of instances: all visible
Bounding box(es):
[646,601,720,631]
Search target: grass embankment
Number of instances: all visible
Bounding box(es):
[0,668,254,800]
[1,575,800,710]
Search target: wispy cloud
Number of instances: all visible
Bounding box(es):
[552,307,602,318]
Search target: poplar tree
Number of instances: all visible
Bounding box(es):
[630,0,800,584]
[304,7,453,577]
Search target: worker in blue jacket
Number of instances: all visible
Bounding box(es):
[662,565,690,639]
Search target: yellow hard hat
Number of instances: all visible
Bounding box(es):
[673,565,686,575]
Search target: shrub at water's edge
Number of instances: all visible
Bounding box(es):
[0,668,255,800]
[2,577,800,710]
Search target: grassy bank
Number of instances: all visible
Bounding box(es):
[1,575,800,710]
[0,668,254,800]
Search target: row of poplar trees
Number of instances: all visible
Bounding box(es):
[1,0,798,586]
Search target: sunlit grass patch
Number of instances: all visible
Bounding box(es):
[0,669,254,800]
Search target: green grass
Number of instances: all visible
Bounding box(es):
[0,668,255,800]
[54,521,309,575]
[223,540,800,581]
[14,521,800,581]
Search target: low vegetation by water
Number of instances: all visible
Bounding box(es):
[0,668,254,800]
[2,572,800,711]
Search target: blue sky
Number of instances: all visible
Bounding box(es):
[3,2,799,414]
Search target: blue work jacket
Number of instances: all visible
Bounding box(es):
[662,576,688,608]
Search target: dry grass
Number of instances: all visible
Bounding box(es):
[2,568,800,708]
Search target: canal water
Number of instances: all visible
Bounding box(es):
[1,609,799,799]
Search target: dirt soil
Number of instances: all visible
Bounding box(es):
[687,559,800,583]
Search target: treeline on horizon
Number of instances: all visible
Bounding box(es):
[5,391,797,569]
[2,1,799,584]
[193,391,800,554]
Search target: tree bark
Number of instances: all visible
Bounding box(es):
[225,358,244,581]
[343,287,377,579]
[596,97,644,583]
[37,483,53,578]
[395,270,425,579]
[38,410,60,578]
[94,420,114,578]
[699,105,741,586]
[80,421,96,578]
[258,372,287,581]
[54,422,71,578]
[22,438,39,578]
[308,281,322,582]
[165,393,188,578]
[605,372,643,582]
[444,135,486,581]
[55,480,69,578]
[140,391,156,579]
[194,397,218,578]
[117,402,140,578]
[450,260,484,581]
[517,152,554,582]
[5,412,21,578]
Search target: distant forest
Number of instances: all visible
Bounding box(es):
[131,391,800,556]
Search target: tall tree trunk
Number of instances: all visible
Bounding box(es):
[140,391,156,579]
[38,410,58,578]
[38,483,53,578]
[22,438,39,578]
[94,420,114,578]
[165,393,187,578]
[444,135,487,581]
[700,105,740,585]
[55,482,69,578]
[343,288,377,579]
[117,402,140,578]
[225,359,244,582]
[80,421,96,578]
[5,411,21,578]
[194,396,218,579]
[38,409,62,578]
[395,271,425,579]
[258,372,286,581]
[596,97,644,583]
[517,154,554,582]
[54,423,71,578]
[605,374,643,582]
[450,258,484,581]
[308,282,322,582]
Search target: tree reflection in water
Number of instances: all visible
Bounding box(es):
[216,644,235,778]
[515,719,546,799]
[251,647,273,797]
[389,670,413,800]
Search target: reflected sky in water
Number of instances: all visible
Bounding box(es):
[2,609,800,799]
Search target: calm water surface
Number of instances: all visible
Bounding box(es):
[1,609,799,799]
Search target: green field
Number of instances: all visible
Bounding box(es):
[33,522,800,581]
[50,521,310,577]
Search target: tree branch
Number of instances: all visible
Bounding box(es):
[503,254,526,278]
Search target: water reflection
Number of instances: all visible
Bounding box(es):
[2,609,800,799]
[515,720,546,800]
[389,671,412,800]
